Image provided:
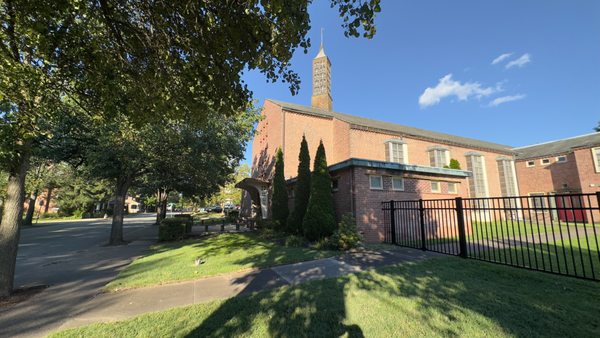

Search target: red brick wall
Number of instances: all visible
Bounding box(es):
[347,166,468,243]
[282,111,334,179]
[573,148,600,195]
[348,128,513,197]
[251,100,284,180]
[515,152,581,195]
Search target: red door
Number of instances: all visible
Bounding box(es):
[555,195,587,222]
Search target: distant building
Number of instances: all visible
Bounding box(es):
[238,43,600,242]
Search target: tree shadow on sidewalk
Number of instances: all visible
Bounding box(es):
[185,268,363,338]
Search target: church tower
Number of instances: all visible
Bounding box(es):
[311,31,332,111]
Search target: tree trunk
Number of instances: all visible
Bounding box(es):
[0,148,31,298]
[109,176,131,245]
[23,189,39,226]
[155,188,168,225]
[44,187,53,214]
[161,197,168,220]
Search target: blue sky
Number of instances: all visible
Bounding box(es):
[241,0,600,164]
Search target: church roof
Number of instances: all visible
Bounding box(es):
[266,99,515,154]
[512,132,600,160]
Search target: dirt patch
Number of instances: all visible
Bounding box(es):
[0,285,49,308]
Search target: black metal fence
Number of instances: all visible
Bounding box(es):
[382,192,600,281]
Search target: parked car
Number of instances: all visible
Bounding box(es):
[224,203,235,211]
[209,205,222,213]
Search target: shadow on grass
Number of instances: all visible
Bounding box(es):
[182,258,600,337]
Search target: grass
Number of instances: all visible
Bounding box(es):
[105,232,335,291]
[482,235,600,280]
[53,257,600,337]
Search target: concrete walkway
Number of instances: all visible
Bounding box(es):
[55,247,433,333]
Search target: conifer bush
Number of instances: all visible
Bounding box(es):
[271,148,289,231]
[287,136,311,234]
[302,141,336,241]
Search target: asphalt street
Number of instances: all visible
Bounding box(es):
[1,213,158,338]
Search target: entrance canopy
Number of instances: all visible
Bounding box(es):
[235,178,270,219]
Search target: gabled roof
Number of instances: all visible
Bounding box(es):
[513,132,600,160]
[267,99,514,154]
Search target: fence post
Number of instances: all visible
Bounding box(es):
[596,192,600,208]
[389,200,397,245]
[203,219,207,233]
[418,199,426,251]
[221,219,225,232]
[455,197,468,258]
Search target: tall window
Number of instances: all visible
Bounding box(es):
[593,147,600,173]
[385,140,408,164]
[466,154,488,198]
[429,147,449,168]
[497,158,518,197]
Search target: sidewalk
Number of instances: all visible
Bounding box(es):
[56,247,434,333]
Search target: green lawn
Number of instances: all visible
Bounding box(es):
[481,235,600,280]
[105,232,335,291]
[53,257,600,337]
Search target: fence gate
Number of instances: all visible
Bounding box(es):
[382,193,600,281]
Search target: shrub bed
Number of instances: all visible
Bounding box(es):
[159,218,188,241]
[173,214,194,234]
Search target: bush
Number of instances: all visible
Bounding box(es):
[313,237,333,250]
[271,148,289,231]
[226,210,240,223]
[284,235,307,247]
[329,213,361,251]
[448,158,461,170]
[173,214,194,233]
[302,141,336,241]
[257,227,280,240]
[159,218,187,241]
[287,136,311,234]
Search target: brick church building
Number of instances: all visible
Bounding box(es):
[238,43,600,242]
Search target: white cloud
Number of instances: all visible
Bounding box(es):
[505,53,531,69]
[489,94,526,107]
[491,52,513,65]
[418,74,498,108]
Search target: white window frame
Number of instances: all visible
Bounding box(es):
[592,147,600,173]
[392,176,404,191]
[540,158,551,165]
[385,140,409,164]
[466,154,490,198]
[447,182,458,194]
[430,181,441,193]
[555,155,567,163]
[429,147,450,168]
[369,175,383,190]
[526,160,535,167]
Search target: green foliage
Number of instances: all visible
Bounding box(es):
[173,214,194,234]
[54,166,113,217]
[449,159,461,170]
[303,141,336,241]
[330,214,362,251]
[205,164,251,206]
[285,235,307,248]
[159,218,188,242]
[595,122,600,132]
[271,148,289,231]
[226,210,240,223]
[287,136,311,234]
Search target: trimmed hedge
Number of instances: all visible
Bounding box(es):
[159,218,188,241]
[173,214,194,233]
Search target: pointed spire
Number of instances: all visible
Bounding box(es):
[315,28,326,59]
